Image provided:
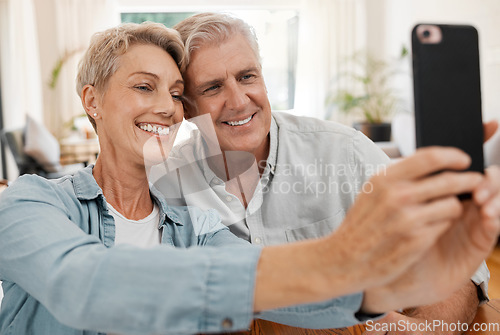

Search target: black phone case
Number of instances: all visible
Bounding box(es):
[412,24,484,174]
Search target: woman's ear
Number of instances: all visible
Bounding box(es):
[81,85,101,120]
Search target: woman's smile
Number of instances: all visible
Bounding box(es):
[136,122,172,136]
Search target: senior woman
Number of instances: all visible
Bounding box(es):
[0,22,498,335]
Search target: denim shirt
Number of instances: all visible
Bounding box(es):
[0,166,369,335]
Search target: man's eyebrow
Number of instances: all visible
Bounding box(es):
[195,78,224,92]
[237,66,260,77]
[194,67,260,93]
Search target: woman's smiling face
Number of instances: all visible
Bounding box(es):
[94,43,185,166]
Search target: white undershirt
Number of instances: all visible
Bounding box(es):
[108,203,161,248]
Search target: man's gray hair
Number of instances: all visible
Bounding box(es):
[174,12,261,73]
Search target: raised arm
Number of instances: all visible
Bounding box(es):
[254,147,497,314]
[1,147,498,334]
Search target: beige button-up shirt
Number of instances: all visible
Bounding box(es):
[151,111,489,297]
[153,112,390,244]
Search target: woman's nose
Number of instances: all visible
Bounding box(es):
[153,93,177,117]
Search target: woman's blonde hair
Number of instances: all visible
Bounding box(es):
[173,12,260,74]
[76,22,184,132]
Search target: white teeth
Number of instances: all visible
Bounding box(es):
[138,123,170,135]
[226,115,252,126]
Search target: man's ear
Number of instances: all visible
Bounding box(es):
[81,85,100,120]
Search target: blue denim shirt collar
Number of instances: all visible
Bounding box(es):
[72,165,183,227]
[71,165,104,200]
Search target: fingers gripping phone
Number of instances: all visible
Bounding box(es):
[412,24,484,174]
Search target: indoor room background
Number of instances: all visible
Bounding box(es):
[1,0,499,180]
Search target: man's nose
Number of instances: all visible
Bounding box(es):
[225,81,250,111]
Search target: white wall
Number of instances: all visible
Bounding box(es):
[2,0,498,180]
[0,0,44,180]
[382,0,500,122]
[33,0,59,134]
[29,0,500,124]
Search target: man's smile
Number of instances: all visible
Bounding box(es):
[222,113,256,127]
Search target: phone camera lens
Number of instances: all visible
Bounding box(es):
[423,30,431,38]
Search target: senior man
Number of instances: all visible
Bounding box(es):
[150,12,499,333]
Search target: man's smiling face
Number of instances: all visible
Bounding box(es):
[184,33,272,162]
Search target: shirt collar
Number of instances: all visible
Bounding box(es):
[264,115,279,177]
[150,184,183,226]
[72,165,103,200]
[72,165,182,227]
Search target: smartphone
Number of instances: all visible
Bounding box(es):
[412,24,484,174]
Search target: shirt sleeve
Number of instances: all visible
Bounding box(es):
[352,130,391,193]
[472,261,490,304]
[199,210,383,329]
[0,176,261,334]
[257,292,383,328]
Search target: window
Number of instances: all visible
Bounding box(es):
[121,10,299,110]
[121,12,194,28]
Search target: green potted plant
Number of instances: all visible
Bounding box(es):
[325,47,408,142]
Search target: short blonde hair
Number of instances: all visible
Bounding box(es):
[76,22,184,132]
[174,12,260,74]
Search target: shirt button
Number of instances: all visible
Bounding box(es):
[254,237,262,244]
[221,318,233,330]
[225,195,233,202]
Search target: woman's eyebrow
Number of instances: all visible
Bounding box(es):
[128,72,184,87]
[173,79,185,87]
[128,71,160,79]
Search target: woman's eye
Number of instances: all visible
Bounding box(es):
[172,94,184,102]
[135,84,152,92]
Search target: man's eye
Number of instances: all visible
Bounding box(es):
[241,74,254,80]
[203,84,221,93]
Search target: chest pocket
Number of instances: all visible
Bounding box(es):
[285,210,345,242]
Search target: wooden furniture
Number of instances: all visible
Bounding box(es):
[0,179,7,194]
[220,320,365,335]
[465,299,500,334]
[59,138,99,166]
[209,299,500,335]
[487,247,500,299]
